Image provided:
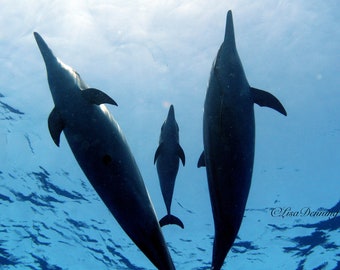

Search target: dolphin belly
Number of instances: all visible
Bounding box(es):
[156,153,179,211]
[204,96,255,268]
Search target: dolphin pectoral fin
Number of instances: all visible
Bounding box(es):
[177,144,186,166]
[159,214,184,229]
[48,108,65,147]
[197,152,206,168]
[81,88,118,106]
[251,87,287,116]
[154,143,164,164]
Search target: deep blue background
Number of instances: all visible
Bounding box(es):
[1,1,339,269]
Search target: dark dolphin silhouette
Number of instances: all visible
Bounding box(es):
[154,105,185,229]
[34,32,175,270]
[197,11,287,269]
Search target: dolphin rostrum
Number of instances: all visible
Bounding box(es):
[154,105,185,229]
[197,11,287,269]
[34,32,175,270]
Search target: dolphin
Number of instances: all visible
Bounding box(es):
[154,105,185,229]
[34,32,175,270]
[197,11,287,269]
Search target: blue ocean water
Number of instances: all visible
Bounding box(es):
[0,1,339,269]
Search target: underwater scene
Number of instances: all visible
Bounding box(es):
[0,1,339,269]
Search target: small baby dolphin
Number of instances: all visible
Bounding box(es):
[34,32,175,270]
[198,11,287,269]
[154,105,185,229]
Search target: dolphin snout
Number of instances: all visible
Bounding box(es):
[167,104,175,120]
[224,10,236,48]
[34,32,58,68]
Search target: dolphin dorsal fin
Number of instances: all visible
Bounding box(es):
[251,87,287,116]
[177,144,185,166]
[81,88,118,106]
[48,107,65,146]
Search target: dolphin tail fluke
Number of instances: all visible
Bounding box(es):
[251,87,287,116]
[159,214,184,229]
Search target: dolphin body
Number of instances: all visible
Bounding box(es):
[34,32,175,270]
[154,105,185,229]
[197,11,287,269]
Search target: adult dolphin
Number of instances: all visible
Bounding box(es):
[154,105,185,229]
[197,11,287,269]
[34,32,175,270]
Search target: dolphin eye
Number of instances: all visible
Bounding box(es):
[102,154,112,165]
